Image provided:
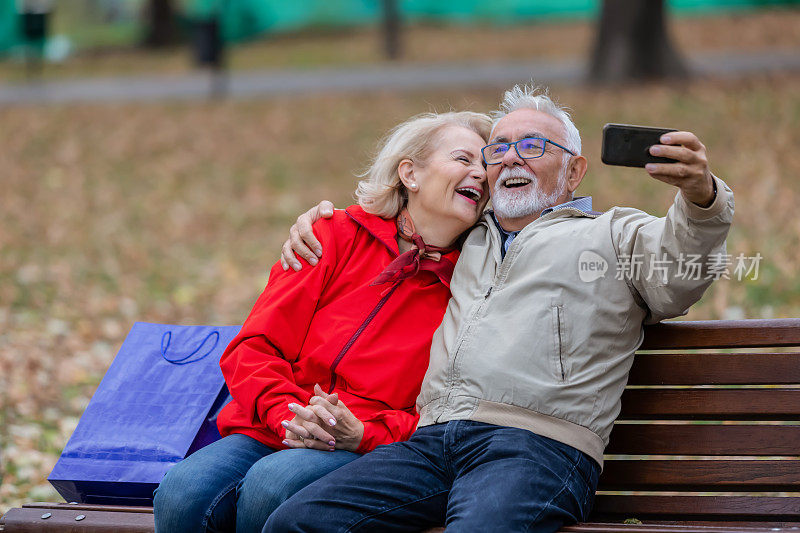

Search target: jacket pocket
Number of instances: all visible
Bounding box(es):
[551,302,566,382]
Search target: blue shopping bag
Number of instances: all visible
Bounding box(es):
[49,322,241,506]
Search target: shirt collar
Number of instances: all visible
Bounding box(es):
[541,196,594,216]
[490,196,595,238]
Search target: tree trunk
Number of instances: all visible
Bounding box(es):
[142,0,180,48]
[382,0,401,60]
[589,0,688,83]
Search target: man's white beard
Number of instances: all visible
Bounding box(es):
[491,166,567,220]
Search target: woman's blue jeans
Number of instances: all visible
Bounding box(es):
[153,433,359,533]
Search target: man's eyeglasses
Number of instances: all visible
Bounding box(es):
[481,137,576,165]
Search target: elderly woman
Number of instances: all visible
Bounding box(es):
[152,110,491,533]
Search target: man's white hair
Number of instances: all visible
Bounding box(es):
[491,84,582,157]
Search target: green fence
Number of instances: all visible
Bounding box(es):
[188,0,800,43]
[1,0,19,53]
[1,0,798,55]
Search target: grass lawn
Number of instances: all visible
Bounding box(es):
[1,13,799,512]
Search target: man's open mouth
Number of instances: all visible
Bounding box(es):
[503,177,532,189]
[456,187,483,203]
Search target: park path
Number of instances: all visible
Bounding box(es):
[1,48,799,104]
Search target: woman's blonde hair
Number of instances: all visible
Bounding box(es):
[355,111,492,218]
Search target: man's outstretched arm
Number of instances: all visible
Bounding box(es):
[612,130,734,323]
[280,200,335,271]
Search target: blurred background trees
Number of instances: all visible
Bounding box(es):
[2,0,797,80]
[142,0,180,47]
[589,0,688,82]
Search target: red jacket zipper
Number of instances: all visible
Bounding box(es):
[327,210,402,393]
[328,210,403,393]
[328,281,401,393]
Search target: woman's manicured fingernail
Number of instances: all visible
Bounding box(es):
[309,256,318,266]
[281,420,289,428]
[650,146,660,155]
[328,440,335,446]
[282,440,290,446]
[288,403,297,410]
[645,164,656,172]
[661,135,671,143]
[315,248,323,257]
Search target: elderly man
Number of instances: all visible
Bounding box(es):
[264,85,734,532]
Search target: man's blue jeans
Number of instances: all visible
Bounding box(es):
[265,421,600,533]
[153,433,359,533]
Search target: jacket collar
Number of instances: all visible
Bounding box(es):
[485,196,601,232]
[345,205,460,287]
[345,205,400,255]
[482,198,601,264]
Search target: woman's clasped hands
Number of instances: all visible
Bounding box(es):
[281,384,365,452]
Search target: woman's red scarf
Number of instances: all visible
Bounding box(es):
[371,208,456,289]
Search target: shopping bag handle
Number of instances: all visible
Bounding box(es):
[161,330,220,365]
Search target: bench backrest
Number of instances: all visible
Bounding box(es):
[594,318,800,523]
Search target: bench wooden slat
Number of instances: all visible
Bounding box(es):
[599,460,800,490]
[618,388,800,418]
[0,504,154,532]
[20,503,153,514]
[592,495,800,518]
[605,423,800,455]
[627,353,800,385]
[641,319,800,350]
[562,521,800,532]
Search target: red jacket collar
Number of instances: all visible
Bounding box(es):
[345,205,401,255]
[345,205,460,288]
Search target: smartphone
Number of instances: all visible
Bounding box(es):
[601,124,678,168]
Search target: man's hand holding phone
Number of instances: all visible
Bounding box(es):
[602,124,716,208]
[645,131,716,208]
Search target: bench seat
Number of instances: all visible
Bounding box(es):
[3,318,800,532]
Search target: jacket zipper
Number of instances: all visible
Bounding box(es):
[438,282,494,419]
[328,210,403,393]
[438,217,503,419]
[327,281,401,393]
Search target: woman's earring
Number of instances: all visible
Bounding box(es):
[409,183,418,190]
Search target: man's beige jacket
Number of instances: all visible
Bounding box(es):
[417,177,734,467]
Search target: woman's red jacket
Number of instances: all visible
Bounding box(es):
[216,205,458,453]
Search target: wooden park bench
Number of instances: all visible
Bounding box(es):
[2,318,799,532]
